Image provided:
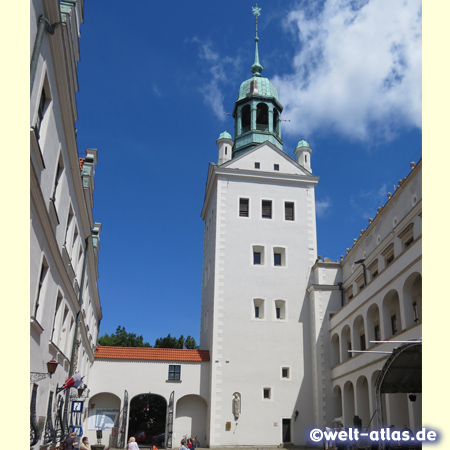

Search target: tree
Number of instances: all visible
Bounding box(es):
[98,326,151,347]
[153,333,198,349]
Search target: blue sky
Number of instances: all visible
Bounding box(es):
[74,0,422,346]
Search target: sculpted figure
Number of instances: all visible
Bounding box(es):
[232,392,241,420]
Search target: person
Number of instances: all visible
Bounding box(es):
[187,437,195,450]
[65,432,77,450]
[127,436,140,450]
[80,436,91,450]
[180,438,189,450]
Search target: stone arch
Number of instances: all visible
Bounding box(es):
[87,392,121,445]
[340,325,352,362]
[331,332,340,367]
[256,103,269,131]
[352,315,366,351]
[128,393,167,442]
[366,303,381,347]
[382,289,401,339]
[343,381,355,426]
[356,376,370,428]
[402,272,422,328]
[175,394,207,445]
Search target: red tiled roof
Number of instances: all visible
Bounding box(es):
[95,346,210,362]
[79,158,85,171]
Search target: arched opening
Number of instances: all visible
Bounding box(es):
[352,315,366,351]
[332,385,343,424]
[87,393,121,447]
[256,103,269,131]
[128,394,167,446]
[356,376,370,428]
[241,105,251,134]
[402,273,422,328]
[343,381,355,425]
[366,304,381,347]
[382,290,401,339]
[273,109,280,135]
[331,333,340,367]
[340,325,352,362]
[175,395,208,446]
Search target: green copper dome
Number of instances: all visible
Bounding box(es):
[218,131,233,140]
[237,76,279,102]
[296,139,310,148]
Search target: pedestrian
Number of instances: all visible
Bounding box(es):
[80,436,91,450]
[65,432,77,450]
[127,436,140,450]
[180,438,189,450]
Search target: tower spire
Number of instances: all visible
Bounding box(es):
[251,4,263,77]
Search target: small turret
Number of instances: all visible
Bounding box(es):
[217,131,233,165]
[294,140,312,172]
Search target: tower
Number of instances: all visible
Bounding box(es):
[200,6,320,446]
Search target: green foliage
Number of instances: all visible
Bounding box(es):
[153,333,199,349]
[97,326,151,347]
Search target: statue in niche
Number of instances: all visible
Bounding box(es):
[232,392,241,421]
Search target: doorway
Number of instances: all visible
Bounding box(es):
[282,418,291,443]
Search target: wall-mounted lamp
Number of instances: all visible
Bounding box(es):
[355,259,367,287]
[294,410,299,421]
[30,359,58,382]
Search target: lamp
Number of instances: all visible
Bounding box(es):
[77,384,86,397]
[30,359,59,382]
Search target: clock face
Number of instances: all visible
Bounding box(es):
[72,401,84,412]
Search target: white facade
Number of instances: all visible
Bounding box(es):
[30,0,102,448]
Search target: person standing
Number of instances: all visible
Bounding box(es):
[127,436,140,450]
[65,432,77,450]
[80,436,91,450]
[180,438,189,450]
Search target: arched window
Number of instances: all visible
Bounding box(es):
[241,105,251,133]
[256,103,269,131]
[273,109,280,135]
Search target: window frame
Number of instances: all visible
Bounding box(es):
[261,200,272,219]
[284,202,295,221]
[239,198,249,218]
[168,364,181,381]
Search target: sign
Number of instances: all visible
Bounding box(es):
[72,426,82,437]
[71,401,84,413]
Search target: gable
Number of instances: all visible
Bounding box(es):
[223,142,312,176]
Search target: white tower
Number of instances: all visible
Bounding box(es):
[200,6,320,446]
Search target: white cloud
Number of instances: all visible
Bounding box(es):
[316,197,332,217]
[273,0,422,142]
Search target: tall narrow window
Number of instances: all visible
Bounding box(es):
[374,324,381,341]
[274,253,282,266]
[360,334,366,351]
[391,314,398,335]
[36,88,47,134]
[275,300,286,320]
[239,198,249,217]
[64,206,74,246]
[263,388,271,399]
[51,153,64,201]
[273,247,286,266]
[51,293,63,342]
[285,202,294,221]
[34,258,49,319]
[253,299,265,319]
[282,367,290,379]
[254,252,261,265]
[262,200,272,219]
[413,302,419,323]
[255,306,260,318]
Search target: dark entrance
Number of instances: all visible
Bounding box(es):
[282,418,291,443]
[128,394,167,447]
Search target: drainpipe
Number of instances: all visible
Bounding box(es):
[30,15,56,96]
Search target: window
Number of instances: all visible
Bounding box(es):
[369,260,378,280]
[382,244,394,267]
[34,257,49,319]
[252,245,264,265]
[274,253,281,266]
[275,300,286,320]
[360,334,366,351]
[253,299,265,319]
[262,200,272,219]
[255,162,260,169]
[391,314,398,335]
[273,247,286,266]
[168,365,181,381]
[51,153,64,201]
[282,367,290,379]
[254,252,261,265]
[274,164,279,171]
[285,202,294,221]
[239,198,249,217]
[374,324,381,341]
[398,223,414,249]
[263,388,271,399]
[356,274,365,292]
[345,286,353,302]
